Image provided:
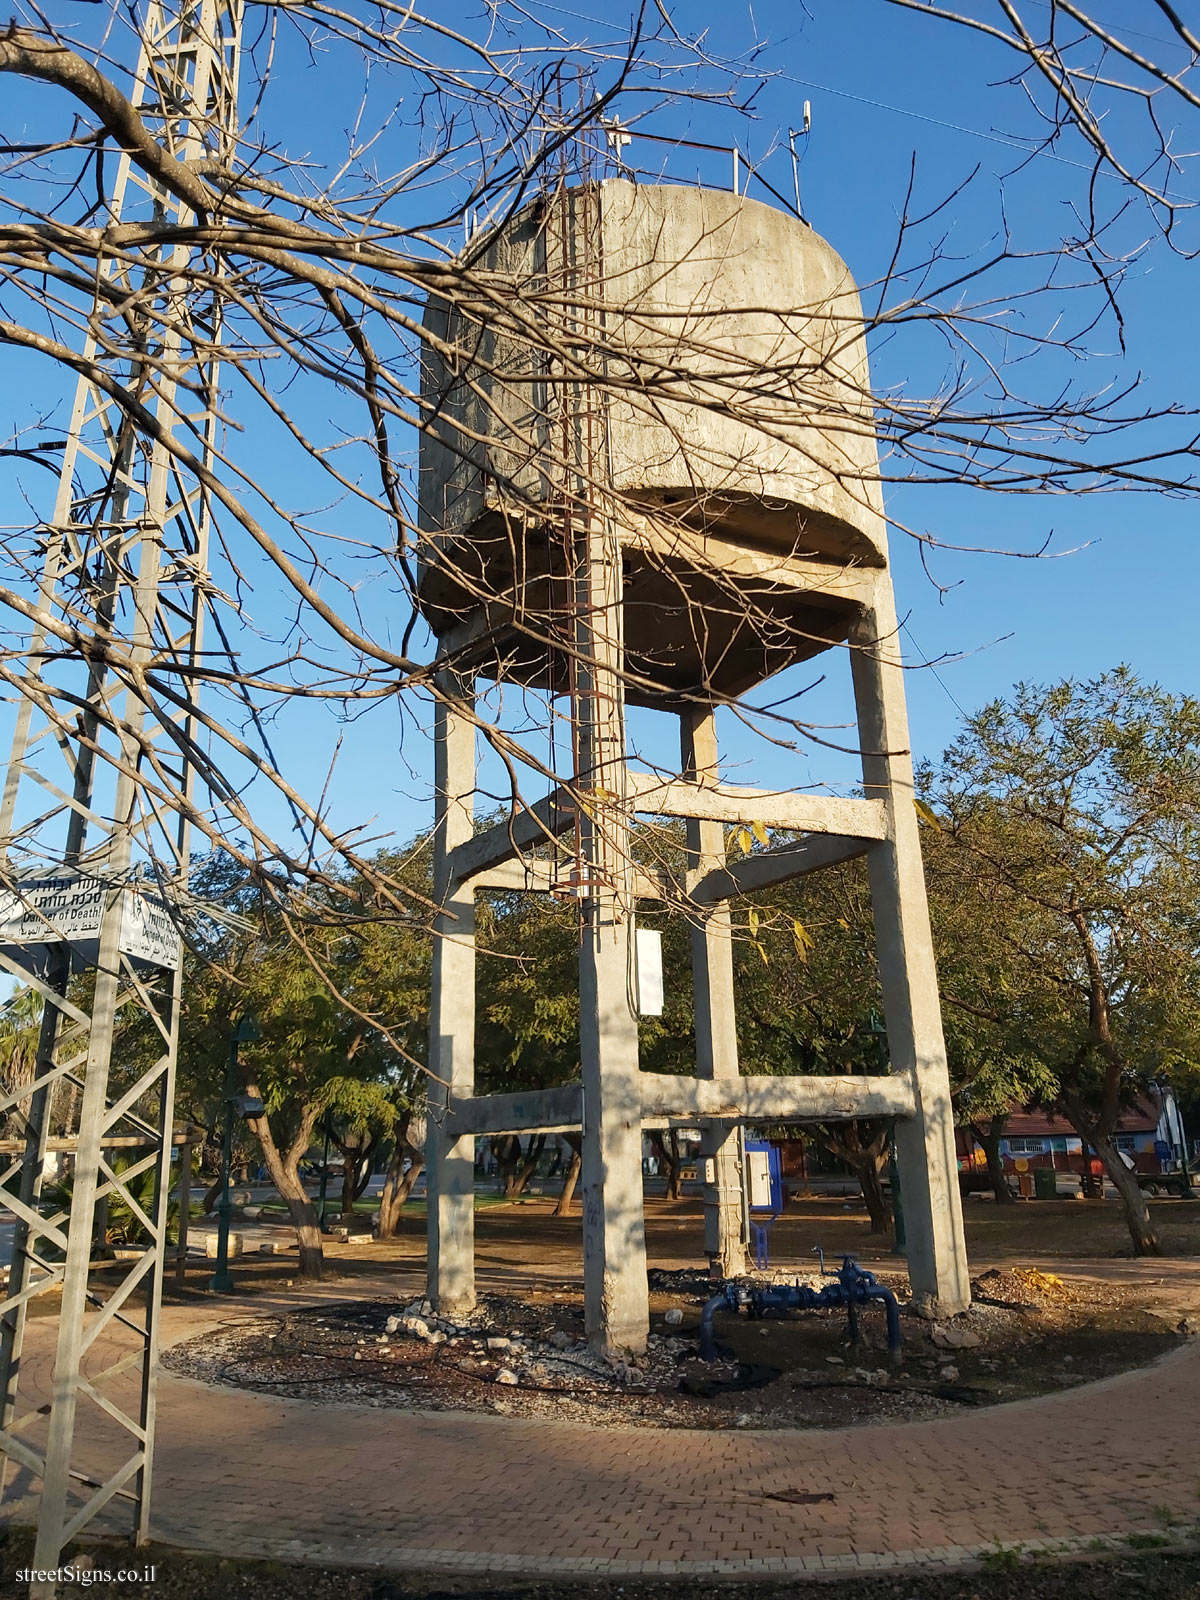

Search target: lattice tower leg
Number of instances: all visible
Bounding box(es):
[0,3,241,1586]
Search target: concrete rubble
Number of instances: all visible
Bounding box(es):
[378,1297,696,1392]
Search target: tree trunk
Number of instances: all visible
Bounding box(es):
[554,1134,583,1217]
[491,1135,520,1194]
[1092,1127,1161,1256]
[858,1154,893,1234]
[1063,1097,1160,1256]
[377,1113,426,1240]
[1062,918,1159,1253]
[378,1151,424,1238]
[648,1131,683,1199]
[505,1133,546,1197]
[973,1117,1014,1205]
[245,1084,324,1278]
[816,1120,893,1234]
[352,1142,377,1203]
[274,1160,326,1277]
[338,1136,365,1218]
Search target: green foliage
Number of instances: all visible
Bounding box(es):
[921,669,1200,1125]
[726,857,882,1077]
[46,1154,180,1248]
[476,891,581,1090]
[176,848,431,1168]
[979,1544,1024,1571]
[0,986,42,1136]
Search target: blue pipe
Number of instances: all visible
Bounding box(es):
[699,1255,902,1364]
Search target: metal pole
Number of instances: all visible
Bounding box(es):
[788,128,801,216]
[209,1034,238,1294]
[317,1112,332,1228]
[175,1139,192,1284]
[889,1130,907,1256]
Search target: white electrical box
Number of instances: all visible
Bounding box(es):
[634,928,664,1016]
[747,1149,774,1210]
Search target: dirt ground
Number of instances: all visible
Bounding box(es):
[158,1191,1200,1305]
[157,1193,1198,1430]
[10,1197,1200,1596]
[162,1261,1186,1429]
[2,1529,1199,1600]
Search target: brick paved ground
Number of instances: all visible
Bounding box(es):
[4,1259,1200,1578]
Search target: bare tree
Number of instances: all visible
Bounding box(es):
[0,0,1197,1063]
[883,0,1200,239]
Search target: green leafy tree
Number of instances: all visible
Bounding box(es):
[177,850,431,1275]
[921,669,1200,1255]
[0,985,43,1140]
[727,858,899,1231]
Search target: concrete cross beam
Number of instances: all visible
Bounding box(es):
[689,832,878,903]
[445,790,576,884]
[626,774,888,838]
[440,1071,915,1138]
[443,1085,584,1138]
[448,786,883,889]
[639,1072,917,1123]
[469,857,669,900]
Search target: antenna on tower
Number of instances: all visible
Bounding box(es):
[789,104,813,224]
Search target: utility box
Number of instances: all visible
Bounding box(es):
[634,928,664,1016]
[744,1141,784,1214]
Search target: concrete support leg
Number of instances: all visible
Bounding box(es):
[577,529,649,1356]
[681,708,746,1279]
[850,585,970,1317]
[427,675,477,1318]
[580,895,649,1353]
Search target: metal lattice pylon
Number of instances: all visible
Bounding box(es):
[0,3,241,1584]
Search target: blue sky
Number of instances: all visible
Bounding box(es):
[2,0,1197,855]
[648,1,1200,797]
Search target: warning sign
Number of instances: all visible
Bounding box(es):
[0,873,180,973]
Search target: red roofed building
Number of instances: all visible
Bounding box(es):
[957,1091,1188,1177]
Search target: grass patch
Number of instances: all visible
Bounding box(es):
[255,1192,521,1223]
[1126,1532,1172,1549]
[979,1545,1024,1571]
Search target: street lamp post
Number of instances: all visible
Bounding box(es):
[317,1110,333,1229]
[210,1013,261,1294]
[888,1139,907,1257]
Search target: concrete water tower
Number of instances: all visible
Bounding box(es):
[418,179,970,1353]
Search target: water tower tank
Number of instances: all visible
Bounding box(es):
[418,180,887,704]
